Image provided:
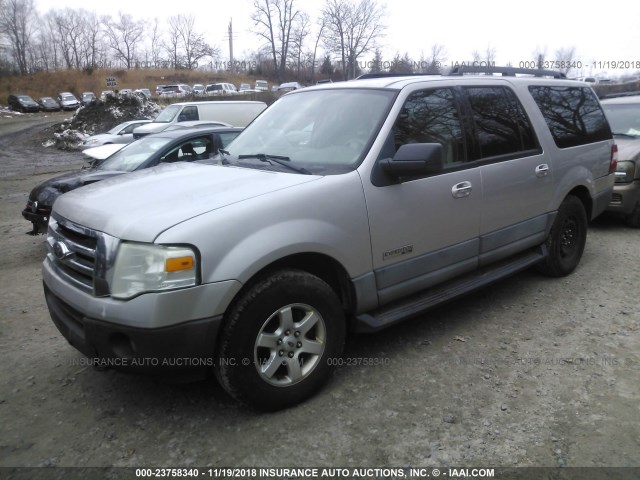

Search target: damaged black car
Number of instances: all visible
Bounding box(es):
[22,126,243,234]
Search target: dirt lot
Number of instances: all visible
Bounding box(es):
[0,115,638,475]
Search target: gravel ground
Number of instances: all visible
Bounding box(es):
[0,114,638,477]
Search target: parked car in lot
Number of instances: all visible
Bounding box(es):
[100,90,115,101]
[277,81,304,92]
[57,92,80,110]
[255,80,268,91]
[601,93,640,226]
[23,126,243,234]
[192,84,205,95]
[80,119,152,150]
[205,83,238,96]
[159,84,191,97]
[42,66,616,410]
[81,92,97,106]
[37,97,61,112]
[135,88,152,98]
[8,94,40,112]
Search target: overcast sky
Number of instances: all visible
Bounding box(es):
[35,0,640,78]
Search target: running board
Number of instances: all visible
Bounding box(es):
[353,247,546,333]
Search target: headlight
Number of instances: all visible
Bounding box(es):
[110,242,198,299]
[615,161,635,183]
[84,138,99,145]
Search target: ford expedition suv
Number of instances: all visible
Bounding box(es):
[42,67,616,410]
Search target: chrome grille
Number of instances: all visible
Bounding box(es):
[47,217,98,294]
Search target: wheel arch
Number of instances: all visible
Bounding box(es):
[565,185,592,219]
[227,252,357,318]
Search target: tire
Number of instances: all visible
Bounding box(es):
[216,269,346,411]
[537,195,587,277]
[625,202,640,228]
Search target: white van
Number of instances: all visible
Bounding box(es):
[133,101,267,138]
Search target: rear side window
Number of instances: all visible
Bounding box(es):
[464,87,538,159]
[528,86,611,148]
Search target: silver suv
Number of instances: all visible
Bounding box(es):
[43,67,616,410]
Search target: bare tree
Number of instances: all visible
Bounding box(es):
[290,12,310,77]
[251,0,301,80]
[165,16,182,69]
[0,0,36,74]
[420,43,447,73]
[103,12,144,69]
[322,0,386,80]
[533,46,547,70]
[79,11,104,70]
[149,18,163,68]
[173,15,216,70]
[555,46,576,75]
[309,18,325,82]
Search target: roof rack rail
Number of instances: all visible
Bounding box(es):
[356,72,442,80]
[448,66,566,79]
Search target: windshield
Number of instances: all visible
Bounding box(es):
[602,103,640,137]
[62,95,75,101]
[95,137,173,172]
[154,104,181,123]
[223,88,394,174]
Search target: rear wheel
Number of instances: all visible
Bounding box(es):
[537,195,587,277]
[216,269,345,411]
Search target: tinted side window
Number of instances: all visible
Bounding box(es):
[394,88,465,166]
[528,86,611,148]
[464,87,538,159]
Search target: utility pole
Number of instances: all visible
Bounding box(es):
[228,19,234,70]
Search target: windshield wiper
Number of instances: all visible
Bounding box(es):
[237,153,312,174]
[612,132,639,138]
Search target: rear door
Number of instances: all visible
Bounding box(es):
[460,85,551,265]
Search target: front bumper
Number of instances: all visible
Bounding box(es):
[44,283,223,373]
[607,180,640,215]
[21,208,49,234]
[43,255,243,373]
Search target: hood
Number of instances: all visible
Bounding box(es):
[614,137,640,162]
[53,162,320,242]
[133,123,167,135]
[30,169,126,207]
[82,143,126,158]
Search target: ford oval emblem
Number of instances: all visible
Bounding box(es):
[53,241,73,260]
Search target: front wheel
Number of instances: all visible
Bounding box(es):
[537,195,587,277]
[216,269,345,411]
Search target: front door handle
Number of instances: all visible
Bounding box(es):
[535,164,550,177]
[452,181,472,198]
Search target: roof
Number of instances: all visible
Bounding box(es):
[300,69,589,93]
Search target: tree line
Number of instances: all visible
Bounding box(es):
[0,0,581,82]
[0,0,391,81]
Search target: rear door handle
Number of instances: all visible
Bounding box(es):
[535,164,550,177]
[452,181,472,198]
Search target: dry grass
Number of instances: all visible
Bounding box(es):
[1,69,269,103]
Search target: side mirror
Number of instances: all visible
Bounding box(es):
[380,143,444,178]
